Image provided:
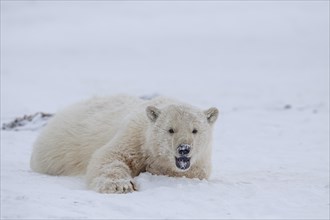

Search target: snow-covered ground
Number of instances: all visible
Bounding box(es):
[1,1,329,219]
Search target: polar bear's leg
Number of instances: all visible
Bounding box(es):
[87,159,136,193]
[85,140,140,194]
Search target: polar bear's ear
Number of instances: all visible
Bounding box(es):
[146,106,161,122]
[204,107,219,124]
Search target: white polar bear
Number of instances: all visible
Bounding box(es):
[30,95,219,193]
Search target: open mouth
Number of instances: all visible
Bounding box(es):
[175,156,191,170]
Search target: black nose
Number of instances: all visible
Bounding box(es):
[177,144,191,155]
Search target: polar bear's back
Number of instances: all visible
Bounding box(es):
[30,95,144,175]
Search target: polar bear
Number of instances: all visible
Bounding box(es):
[30,95,219,193]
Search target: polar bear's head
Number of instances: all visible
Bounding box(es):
[146,104,218,173]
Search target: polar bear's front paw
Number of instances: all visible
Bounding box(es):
[91,177,136,194]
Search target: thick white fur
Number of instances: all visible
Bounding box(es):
[30,95,218,193]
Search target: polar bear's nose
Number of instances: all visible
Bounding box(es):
[177,144,191,155]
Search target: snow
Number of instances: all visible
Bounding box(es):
[2,112,53,131]
[1,1,329,219]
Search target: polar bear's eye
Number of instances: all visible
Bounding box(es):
[192,129,198,134]
[168,128,175,134]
